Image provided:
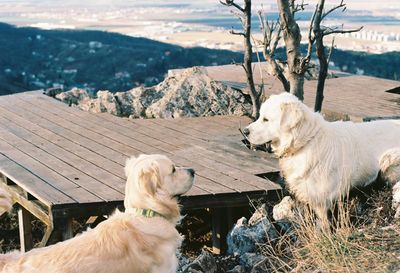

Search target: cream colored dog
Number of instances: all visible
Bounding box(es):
[0,154,194,273]
[244,93,400,221]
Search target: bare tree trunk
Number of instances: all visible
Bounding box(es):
[314,40,328,112]
[277,0,304,101]
[313,0,326,112]
[312,0,362,111]
[243,0,260,119]
[221,0,260,119]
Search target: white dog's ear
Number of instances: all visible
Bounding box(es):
[280,102,304,131]
[124,156,138,178]
[138,164,161,196]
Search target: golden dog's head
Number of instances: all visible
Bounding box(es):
[244,93,320,157]
[124,154,195,222]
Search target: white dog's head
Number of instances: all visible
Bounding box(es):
[124,154,195,222]
[244,93,320,157]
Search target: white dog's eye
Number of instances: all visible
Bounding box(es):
[172,166,176,174]
[263,117,269,122]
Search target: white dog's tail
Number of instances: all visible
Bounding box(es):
[0,188,12,216]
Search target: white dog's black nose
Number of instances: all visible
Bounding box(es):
[243,127,250,136]
[188,168,195,177]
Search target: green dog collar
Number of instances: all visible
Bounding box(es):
[130,208,165,218]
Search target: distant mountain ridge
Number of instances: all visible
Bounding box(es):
[0,22,398,96]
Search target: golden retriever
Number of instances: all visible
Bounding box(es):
[244,93,400,221]
[0,154,194,273]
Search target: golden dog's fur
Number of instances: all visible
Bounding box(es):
[245,93,400,221]
[0,154,194,273]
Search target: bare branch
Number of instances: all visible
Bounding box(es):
[323,26,363,36]
[321,0,345,21]
[270,21,282,56]
[229,29,246,36]
[219,0,244,12]
[327,36,335,65]
[302,3,318,69]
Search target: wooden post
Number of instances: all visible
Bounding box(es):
[18,206,34,252]
[211,207,231,254]
[46,217,73,245]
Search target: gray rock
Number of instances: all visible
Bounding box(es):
[79,90,121,116]
[227,207,278,256]
[176,252,192,273]
[55,87,89,106]
[183,250,217,273]
[227,265,246,273]
[239,253,266,270]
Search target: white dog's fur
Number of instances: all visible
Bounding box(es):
[245,93,400,220]
[0,154,194,273]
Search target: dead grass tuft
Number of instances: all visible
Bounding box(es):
[260,195,400,273]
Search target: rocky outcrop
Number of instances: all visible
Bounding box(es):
[227,204,278,256]
[52,67,252,118]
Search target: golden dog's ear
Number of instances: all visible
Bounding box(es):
[280,102,304,131]
[138,165,161,196]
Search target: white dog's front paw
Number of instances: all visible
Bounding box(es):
[392,181,400,219]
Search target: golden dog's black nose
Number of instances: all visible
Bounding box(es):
[243,127,250,136]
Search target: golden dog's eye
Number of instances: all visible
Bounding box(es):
[263,117,269,122]
[172,166,176,174]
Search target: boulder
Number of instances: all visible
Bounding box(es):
[182,250,217,273]
[239,253,266,271]
[55,87,89,106]
[273,196,295,221]
[78,90,121,116]
[227,265,245,273]
[227,205,278,256]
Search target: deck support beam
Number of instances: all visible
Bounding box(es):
[211,207,234,254]
[18,206,34,252]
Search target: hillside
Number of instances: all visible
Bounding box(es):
[0,23,242,95]
[0,22,399,96]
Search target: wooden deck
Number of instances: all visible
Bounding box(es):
[0,91,280,252]
[204,63,400,120]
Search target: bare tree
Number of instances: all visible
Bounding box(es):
[311,0,362,112]
[220,0,261,119]
[258,0,361,110]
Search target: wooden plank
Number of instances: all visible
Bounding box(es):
[0,153,73,205]
[0,125,123,202]
[0,117,126,193]
[0,100,126,165]
[0,97,140,158]
[0,105,125,179]
[16,96,177,154]
[14,96,161,155]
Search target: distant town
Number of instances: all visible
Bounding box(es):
[1,0,400,54]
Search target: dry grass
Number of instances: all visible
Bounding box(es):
[260,192,400,273]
